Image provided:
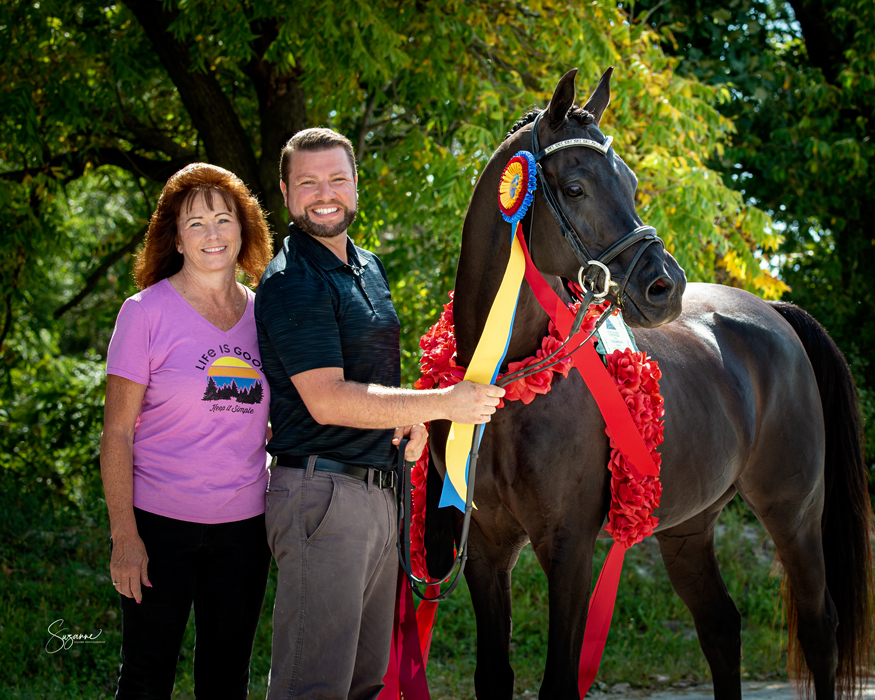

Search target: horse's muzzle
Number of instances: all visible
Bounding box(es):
[623,252,686,328]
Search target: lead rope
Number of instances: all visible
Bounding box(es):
[396,431,475,601]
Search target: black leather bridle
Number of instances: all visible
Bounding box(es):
[529,111,664,318]
[395,112,669,602]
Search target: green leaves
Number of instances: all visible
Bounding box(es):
[1,0,785,488]
[634,0,875,480]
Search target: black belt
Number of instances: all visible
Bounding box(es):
[274,454,396,489]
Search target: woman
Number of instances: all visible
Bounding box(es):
[100,163,274,698]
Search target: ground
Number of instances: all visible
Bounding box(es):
[551,680,875,699]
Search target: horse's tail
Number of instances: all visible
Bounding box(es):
[769,301,874,698]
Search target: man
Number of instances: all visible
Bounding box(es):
[255,127,504,700]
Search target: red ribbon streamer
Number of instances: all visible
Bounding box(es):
[379,572,431,700]
[578,541,626,696]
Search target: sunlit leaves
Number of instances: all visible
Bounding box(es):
[0,0,787,499]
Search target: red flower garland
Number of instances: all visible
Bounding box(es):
[409,293,664,580]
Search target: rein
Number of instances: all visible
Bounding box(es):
[396,433,477,602]
[394,305,614,604]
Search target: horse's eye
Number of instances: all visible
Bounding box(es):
[565,185,584,198]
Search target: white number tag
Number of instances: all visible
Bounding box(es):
[596,311,637,354]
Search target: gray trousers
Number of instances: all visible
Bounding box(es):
[265,460,398,700]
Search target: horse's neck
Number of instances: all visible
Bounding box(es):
[453,214,557,369]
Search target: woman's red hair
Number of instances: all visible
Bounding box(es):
[134,163,273,289]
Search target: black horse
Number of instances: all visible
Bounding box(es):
[424,68,874,700]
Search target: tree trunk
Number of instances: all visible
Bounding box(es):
[247,23,309,250]
[122,0,262,197]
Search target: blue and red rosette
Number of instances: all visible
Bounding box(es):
[497,151,537,224]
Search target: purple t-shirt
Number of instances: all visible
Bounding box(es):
[106,278,270,524]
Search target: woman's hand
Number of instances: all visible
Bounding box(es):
[110,531,151,603]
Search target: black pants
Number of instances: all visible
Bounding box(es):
[115,508,271,700]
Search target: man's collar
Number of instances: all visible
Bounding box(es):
[288,223,369,271]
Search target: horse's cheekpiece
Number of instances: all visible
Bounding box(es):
[529,111,662,308]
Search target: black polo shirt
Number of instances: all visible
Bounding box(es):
[255,224,401,468]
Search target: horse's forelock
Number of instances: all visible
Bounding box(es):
[567,106,596,127]
[503,105,596,143]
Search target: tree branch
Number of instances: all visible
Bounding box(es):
[94,147,194,182]
[357,91,380,162]
[121,0,261,190]
[0,249,24,354]
[640,0,670,28]
[119,112,191,160]
[0,153,85,183]
[54,226,147,318]
[1,148,193,185]
[0,293,11,353]
[469,35,542,92]
[506,21,549,61]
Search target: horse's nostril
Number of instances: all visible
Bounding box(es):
[646,276,672,303]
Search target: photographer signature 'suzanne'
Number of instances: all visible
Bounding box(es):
[45,619,103,654]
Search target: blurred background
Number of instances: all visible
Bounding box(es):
[1,0,873,696]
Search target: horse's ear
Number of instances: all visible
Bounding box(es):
[545,68,577,128]
[582,67,613,125]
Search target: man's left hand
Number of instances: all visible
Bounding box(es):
[392,424,427,462]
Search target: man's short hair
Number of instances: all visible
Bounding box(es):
[280,128,357,185]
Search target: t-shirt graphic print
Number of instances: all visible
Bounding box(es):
[202,356,266,406]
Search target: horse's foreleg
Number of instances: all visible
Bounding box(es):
[655,499,742,700]
[466,519,524,700]
[532,529,597,700]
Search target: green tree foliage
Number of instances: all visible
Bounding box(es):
[633,0,875,484]
[1,0,780,510]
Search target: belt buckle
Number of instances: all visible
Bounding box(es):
[376,469,396,489]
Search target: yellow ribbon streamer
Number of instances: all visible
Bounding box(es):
[443,228,527,508]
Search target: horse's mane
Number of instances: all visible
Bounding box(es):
[504,106,596,142]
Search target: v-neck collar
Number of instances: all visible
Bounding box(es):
[163,278,251,336]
